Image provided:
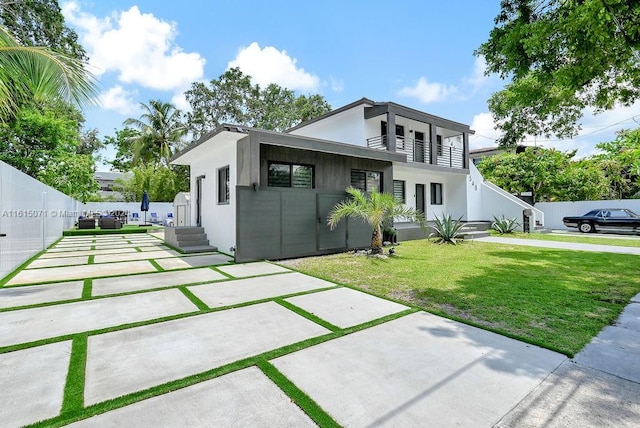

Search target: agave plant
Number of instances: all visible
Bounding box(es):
[491,215,520,234]
[429,214,464,245]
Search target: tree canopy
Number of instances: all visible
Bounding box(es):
[185,67,331,138]
[477,0,640,146]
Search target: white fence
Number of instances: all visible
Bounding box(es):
[536,200,640,230]
[0,161,79,280]
[80,202,174,224]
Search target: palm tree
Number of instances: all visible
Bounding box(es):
[123,100,187,166]
[0,25,97,120]
[328,187,425,255]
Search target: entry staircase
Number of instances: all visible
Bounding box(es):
[164,226,218,253]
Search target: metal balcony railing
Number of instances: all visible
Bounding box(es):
[366,135,430,164]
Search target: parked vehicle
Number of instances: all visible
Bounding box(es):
[562,208,640,233]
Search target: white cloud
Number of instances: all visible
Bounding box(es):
[398,77,457,104]
[99,85,140,115]
[228,42,320,92]
[171,91,191,112]
[399,55,499,104]
[62,2,205,91]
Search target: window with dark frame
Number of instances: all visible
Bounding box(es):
[218,166,230,204]
[267,162,314,188]
[393,180,405,203]
[430,182,443,205]
[350,170,382,192]
[436,135,443,156]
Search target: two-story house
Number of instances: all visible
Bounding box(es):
[170,98,541,262]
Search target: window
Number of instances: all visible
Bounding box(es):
[393,180,405,203]
[436,135,443,156]
[351,170,382,192]
[268,162,314,188]
[218,166,230,204]
[430,182,443,205]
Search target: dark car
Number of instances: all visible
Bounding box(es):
[562,208,640,233]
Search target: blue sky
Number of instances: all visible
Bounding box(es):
[61,1,640,170]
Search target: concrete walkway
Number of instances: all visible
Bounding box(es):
[0,233,638,426]
[475,235,640,255]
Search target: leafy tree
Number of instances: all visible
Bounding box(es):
[477,147,611,202]
[38,152,98,202]
[113,164,187,202]
[328,187,425,255]
[123,100,187,167]
[0,25,96,121]
[185,67,331,138]
[594,128,640,198]
[104,127,139,172]
[0,0,87,60]
[477,0,640,146]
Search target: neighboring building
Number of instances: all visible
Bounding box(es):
[171,98,541,262]
[94,171,130,200]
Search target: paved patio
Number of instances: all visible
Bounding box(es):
[0,233,638,427]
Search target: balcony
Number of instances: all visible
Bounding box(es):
[366,135,465,169]
[366,135,430,164]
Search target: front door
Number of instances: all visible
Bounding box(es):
[317,193,347,251]
[415,184,425,217]
[195,176,203,227]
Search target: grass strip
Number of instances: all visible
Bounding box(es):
[82,279,92,299]
[63,227,161,237]
[274,298,341,332]
[134,247,143,253]
[0,249,46,286]
[256,360,340,428]
[0,286,341,355]
[87,255,95,265]
[148,259,165,272]
[61,335,87,414]
[27,308,415,428]
[179,286,209,311]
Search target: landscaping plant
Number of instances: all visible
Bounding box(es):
[429,214,464,244]
[491,215,520,234]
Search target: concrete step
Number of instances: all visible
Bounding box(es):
[180,245,218,254]
[171,227,205,235]
[175,238,210,247]
[460,230,491,240]
[175,233,209,242]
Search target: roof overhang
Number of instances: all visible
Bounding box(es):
[170,125,248,165]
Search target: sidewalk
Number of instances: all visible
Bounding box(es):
[475,235,640,255]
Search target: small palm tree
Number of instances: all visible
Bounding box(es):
[0,25,97,120]
[328,187,425,255]
[123,100,187,167]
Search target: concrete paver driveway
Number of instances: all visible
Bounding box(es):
[4,232,629,427]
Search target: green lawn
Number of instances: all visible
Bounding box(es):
[493,231,640,248]
[282,239,640,356]
[63,224,163,236]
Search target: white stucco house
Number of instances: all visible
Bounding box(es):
[171,98,542,262]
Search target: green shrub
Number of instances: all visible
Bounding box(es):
[491,215,520,234]
[429,214,464,244]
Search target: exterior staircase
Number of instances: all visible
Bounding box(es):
[164,226,218,254]
[459,221,492,240]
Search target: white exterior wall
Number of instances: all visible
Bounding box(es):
[189,138,237,255]
[536,200,640,230]
[0,161,78,279]
[289,105,367,146]
[393,166,467,220]
[468,163,543,230]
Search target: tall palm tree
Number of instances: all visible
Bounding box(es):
[328,187,425,254]
[0,25,97,120]
[123,100,187,166]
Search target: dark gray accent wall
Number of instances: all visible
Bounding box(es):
[260,144,394,192]
[235,187,371,263]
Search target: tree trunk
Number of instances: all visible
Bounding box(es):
[370,225,383,254]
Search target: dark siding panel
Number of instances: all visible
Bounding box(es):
[318,193,347,250]
[347,218,372,249]
[281,191,316,257]
[236,188,281,261]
